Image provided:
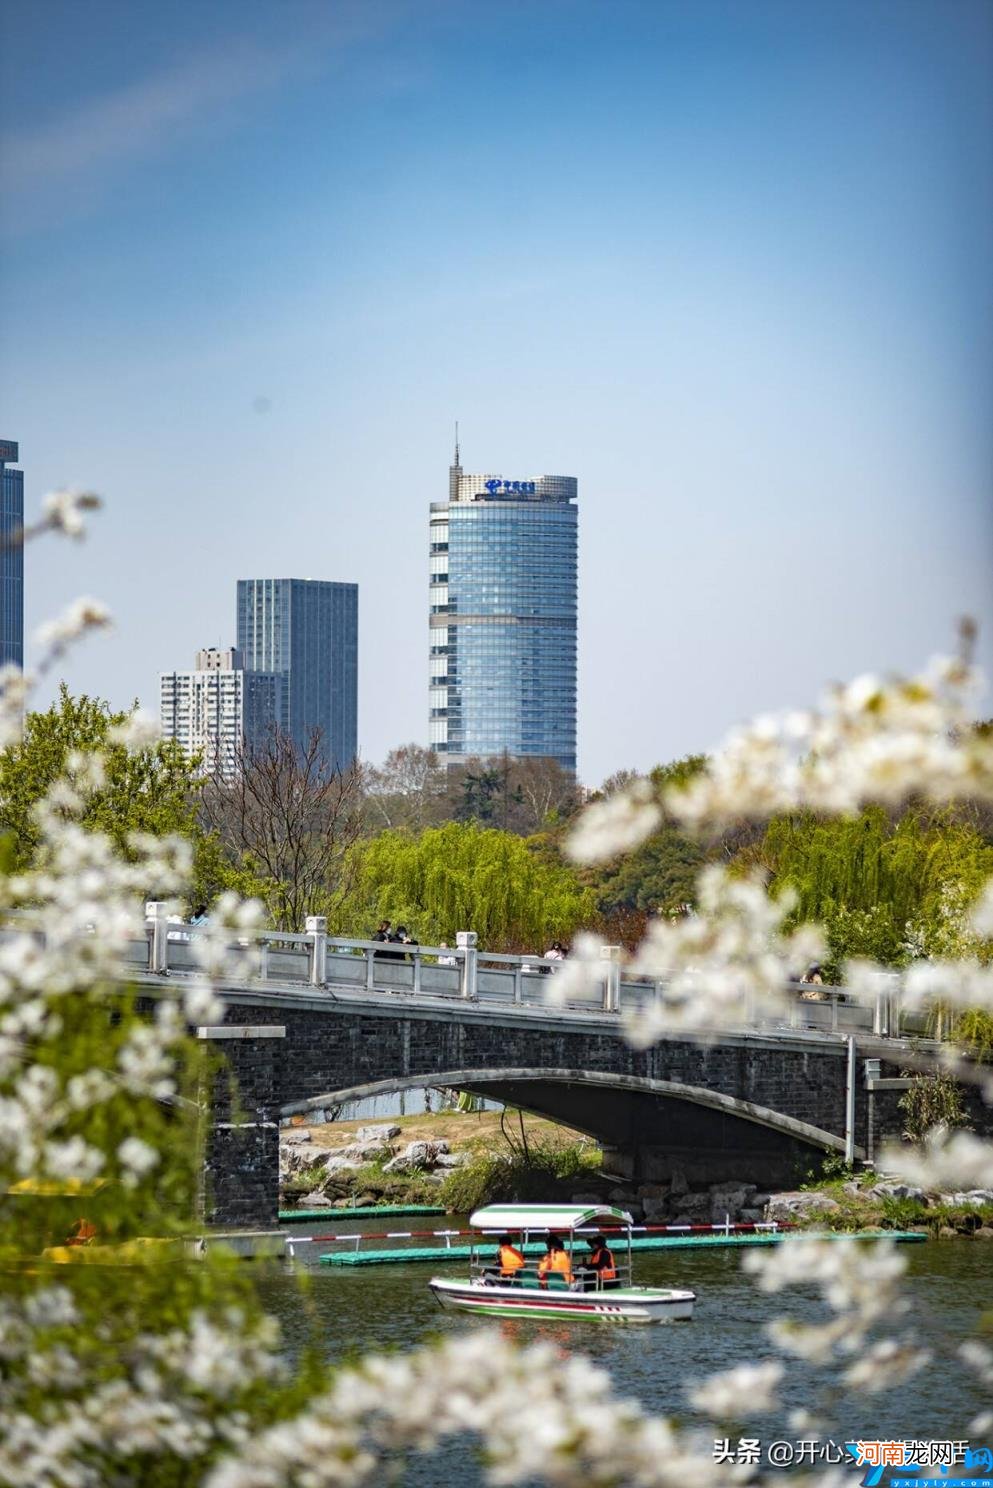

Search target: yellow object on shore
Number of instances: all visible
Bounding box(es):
[7,1178,107,1197]
[42,1237,184,1265]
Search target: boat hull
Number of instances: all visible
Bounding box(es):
[429,1276,695,1324]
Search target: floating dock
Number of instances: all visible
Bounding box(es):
[316,1229,926,1267]
[279,1204,445,1223]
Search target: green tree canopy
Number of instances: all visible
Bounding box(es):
[582,756,711,917]
[586,827,707,916]
[0,686,225,903]
[337,821,596,950]
[760,806,993,968]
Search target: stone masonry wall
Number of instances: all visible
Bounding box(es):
[202,999,993,1226]
[201,1034,280,1228]
[222,1001,854,1140]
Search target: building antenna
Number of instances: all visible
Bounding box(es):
[454,420,460,467]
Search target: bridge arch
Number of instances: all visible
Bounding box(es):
[280,1066,857,1158]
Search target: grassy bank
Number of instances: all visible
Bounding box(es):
[281,1110,603,1212]
[796,1170,993,1237]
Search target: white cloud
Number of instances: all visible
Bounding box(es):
[0,5,398,208]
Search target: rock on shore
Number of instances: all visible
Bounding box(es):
[279,1117,993,1232]
[565,1176,993,1233]
[279,1125,470,1204]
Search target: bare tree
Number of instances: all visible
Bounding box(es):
[444,753,580,835]
[201,728,365,930]
[360,743,448,833]
[596,767,642,799]
[360,743,581,839]
[505,756,581,834]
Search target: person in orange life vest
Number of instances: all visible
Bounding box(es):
[584,1233,618,1289]
[66,1218,97,1247]
[537,1234,573,1287]
[497,1233,525,1280]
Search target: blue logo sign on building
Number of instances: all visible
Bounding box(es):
[484,479,536,494]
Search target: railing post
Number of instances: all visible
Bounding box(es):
[600,945,621,1012]
[513,959,523,1004]
[305,916,327,988]
[864,1057,881,1166]
[259,939,270,982]
[412,946,422,997]
[366,945,376,992]
[457,931,478,1000]
[145,901,169,975]
[844,1035,857,1166]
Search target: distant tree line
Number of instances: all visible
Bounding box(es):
[360,744,581,837]
[2,689,992,971]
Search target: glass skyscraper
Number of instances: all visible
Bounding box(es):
[236,578,358,772]
[0,440,24,670]
[429,448,577,772]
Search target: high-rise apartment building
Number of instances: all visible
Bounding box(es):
[429,445,577,772]
[0,439,24,669]
[159,647,280,779]
[236,578,358,771]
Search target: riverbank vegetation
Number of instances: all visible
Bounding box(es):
[279,1110,603,1212]
[281,1109,993,1241]
[795,1170,993,1238]
[439,1140,603,1212]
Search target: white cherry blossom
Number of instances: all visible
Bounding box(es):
[879,1127,993,1193]
[39,488,102,540]
[565,778,661,864]
[688,1361,783,1418]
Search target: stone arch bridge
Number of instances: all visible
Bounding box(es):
[186,984,939,1228]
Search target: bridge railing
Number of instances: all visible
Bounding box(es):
[134,909,634,1011]
[0,906,924,1040]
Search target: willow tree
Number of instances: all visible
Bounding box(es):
[760,806,993,967]
[338,821,596,949]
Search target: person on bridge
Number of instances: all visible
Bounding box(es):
[582,1233,618,1290]
[537,1234,573,1287]
[373,920,402,963]
[497,1234,525,1280]
[541,941,566,974]
[395,926,419,962]
[800,963,827,1001]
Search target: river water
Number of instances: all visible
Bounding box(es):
[257,1227,992,1484]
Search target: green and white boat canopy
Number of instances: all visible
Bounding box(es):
[469,1204,633,1232]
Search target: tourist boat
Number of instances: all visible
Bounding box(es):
[428,1203,696,1324]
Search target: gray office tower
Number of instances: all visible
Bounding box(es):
[236,579,358,771]
[0,440,24,669]
[429,443,577,772]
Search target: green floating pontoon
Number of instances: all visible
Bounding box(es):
[318,1229,926,1267]
[280,1204,445,1223]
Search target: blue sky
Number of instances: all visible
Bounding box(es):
[1,0,991,783]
